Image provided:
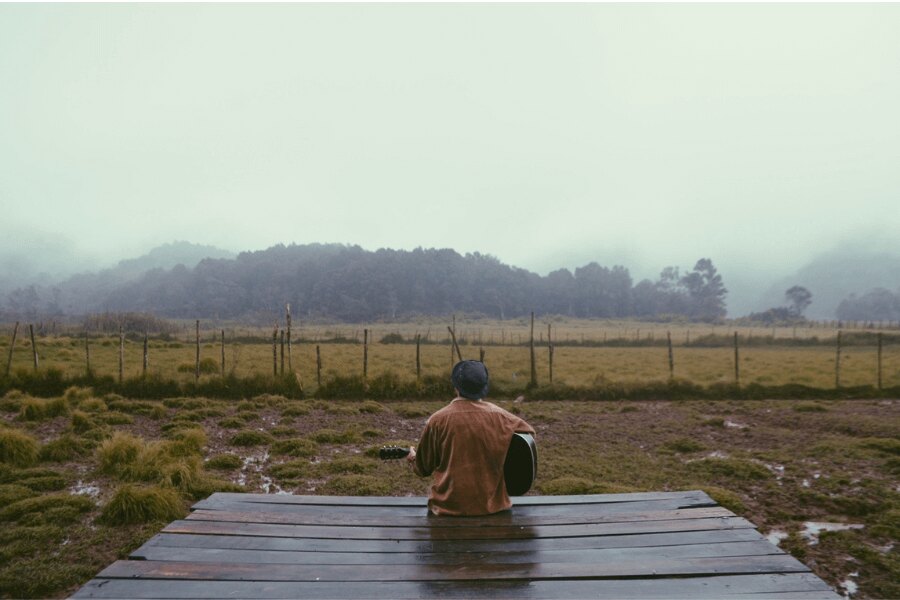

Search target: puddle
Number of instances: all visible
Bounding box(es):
[802,479,810,487]
[724,420,747,429]
[70,480,100,498]
[706,451,729,459]
[764,463,785,478]
[765,529,788,546]
[801,522,864,544]
[841,571,859,599]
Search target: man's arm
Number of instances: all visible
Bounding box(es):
[410,421,438,477]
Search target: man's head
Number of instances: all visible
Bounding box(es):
[451,360,489,400]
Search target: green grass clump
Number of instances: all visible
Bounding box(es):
[0,390,26,412]
[165,428,207,453]
[0,428,40,467]
[662,438,706,453]
[359,400,385,414]
[321,474,389,496]
[99,484,185,525]
[859,437,900,456]
[311,429,361,444]
[96,432,143,476]
[0,483,36,506]
[99,411,134,425]
[270,438,318,457]
[793,401,828,412]
[281,403,311,417]
[70,410,96,433]
[393,404,431,418]
[253,393,289,407]
[270,425,296,437]
[218,416,246,429]
[77,398,107,413]
[236,400,258,412]
[235,410,260,422]
[163,397,208,410]
[701,486,747,513]
[205,454,243,470]
[688,457,772,481]
[63,386,93,404]
[0,493,94,525]
[702,417,725,427]
[18,398,49,421]
[39,434,86,462]
[319,457,375,474]
[230,430,274,446]
[268,459,312,481]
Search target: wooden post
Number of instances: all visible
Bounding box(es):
[118,325,124,383]
[415,334,421,381]
[220,330,226,376]
[84,331,91,376]
[195,320,201,382]
[733,331,739,387]
[547,323,553,384]
[316,345,322,387]
[272,324,278,377]
[142,331,148,377]
[447,326,463,362]
[29,324,38,371]
[280,329,285,375]
[286,304,292,373]
[363,328,368,381]
[480,347,485,362]
[4,322,18,377]
[877,332,883,390]
[529,312,537,387]
[835,330,842,389]
[667,331,674,382]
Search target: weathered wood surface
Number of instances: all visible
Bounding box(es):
[72,490,839,599]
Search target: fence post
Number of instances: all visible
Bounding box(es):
[363,328,368,381]
[447,326,463,362]
[220,329,226,376]
[480,347,485,362]
[118,325,124,383]
[876,332,882,390]
[529,312,537,387]
[547,323,553,384]
[733,331,740,388]
[316,344,322,387]
[142,331,149,377]
[4,321,18,377]
[272,324,278,377]
[280,330,285,375]
[195,320,201,382]
[286,304,292,373]
[667,331,674,382]
[28,323,38,371]
[84,330,91,377]
[835,330,842,388]
[415,334,421,381]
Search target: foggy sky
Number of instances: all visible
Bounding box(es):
[2,3,899,294]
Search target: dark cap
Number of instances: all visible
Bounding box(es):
[451,360,489,400]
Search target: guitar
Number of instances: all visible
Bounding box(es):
[379,432,537,496]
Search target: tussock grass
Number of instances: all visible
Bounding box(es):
[235,410,260,422]
[0,428,40,467]
[794,401,828,412]
[539,476,634,495]
[270,438,317,457]
[77,398,107,412]
[39,434,86,462]
[99,411,134,425]
[687,457,772,481]
[700,486,747,513]
[0,483,36,506]
[311,428,360,444]
[281,403,311,417]
[63,386,93,404]
[230,430,274,446]
[0,493,94,525]
[321,474,389,496]
[99,484,185,525]
[662,438,706,454]
[205,454,243,470]
[268,459,312,481]
[318,457,375,475]
[218,416,246,429]
[270,425,296,437]
[96,432,144,476]
[70,410,96,433]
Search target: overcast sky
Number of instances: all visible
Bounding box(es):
[2,3,899,284]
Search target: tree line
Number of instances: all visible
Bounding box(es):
[2,244,729,323]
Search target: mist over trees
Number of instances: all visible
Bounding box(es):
[836,288,900,321]
[2,244,730,323]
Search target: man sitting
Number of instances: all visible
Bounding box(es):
[407,360,535,516]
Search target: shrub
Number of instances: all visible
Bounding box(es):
[230,430,274,446]
[39,434,86,462]
[96,432,143,477]
[205,454,243,470]
[0,429,40,467]
[271,438,318,457]
[321,474,389,496]
[70,410,95,433]
[99,484,185,525]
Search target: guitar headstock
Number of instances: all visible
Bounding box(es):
[379,446,411,460]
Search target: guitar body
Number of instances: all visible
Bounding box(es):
[504,432,537,496]
[379,432,538,496]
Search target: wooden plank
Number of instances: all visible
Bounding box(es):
[131,539,783,565]
[99,554,810,582]
[73,574,839,599]
[204,490,712,507]
[183,506,735,529]
[142,527,766,554]
[191,496,717,517]
[164,515,755,540]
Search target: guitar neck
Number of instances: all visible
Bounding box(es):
[379,446,411,460]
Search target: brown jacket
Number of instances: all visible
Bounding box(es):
[413,398,535,516]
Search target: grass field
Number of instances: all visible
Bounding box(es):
[0,389,896,598]
[3,325,899,391]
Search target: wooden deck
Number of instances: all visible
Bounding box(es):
[73,490,839,599]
